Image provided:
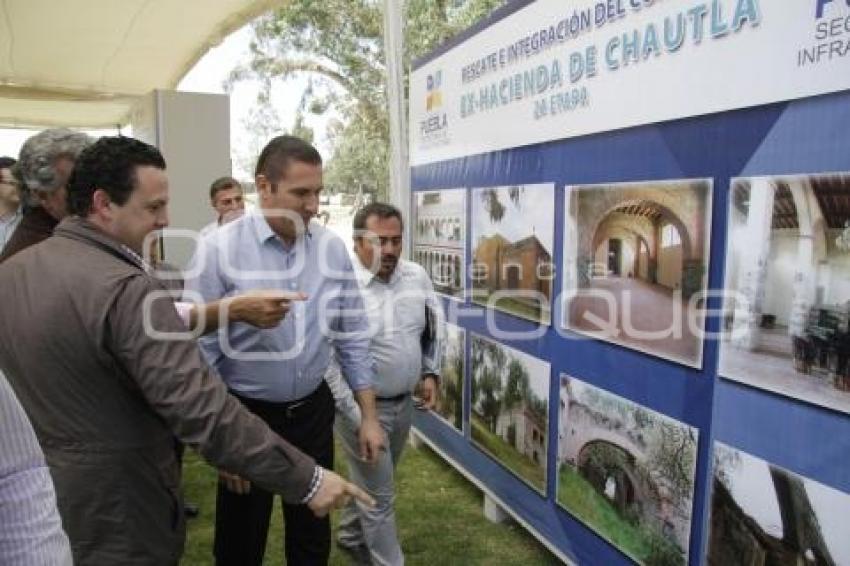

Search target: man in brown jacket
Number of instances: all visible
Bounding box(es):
[0,136,372,565]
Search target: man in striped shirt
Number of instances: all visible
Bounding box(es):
[0,371,72,566]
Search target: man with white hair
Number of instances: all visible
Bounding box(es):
[0,128,92,263]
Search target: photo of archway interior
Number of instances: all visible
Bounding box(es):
[721,173,850,414]
[566,180,711,367]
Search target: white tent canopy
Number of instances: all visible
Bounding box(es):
[0,0,279,129]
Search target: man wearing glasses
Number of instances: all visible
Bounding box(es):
[0,157,22,254]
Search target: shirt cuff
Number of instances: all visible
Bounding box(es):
[342,369,373,391]
[422,372,440,384]
[173,301,193,327]
[300,465,324,504]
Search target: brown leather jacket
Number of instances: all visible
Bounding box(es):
[0,217,316,565]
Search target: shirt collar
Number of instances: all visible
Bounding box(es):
[0,204,22,223]
[353,257,376,286]
[353,256,403,287]
[251,209,313,249]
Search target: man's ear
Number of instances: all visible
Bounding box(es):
[91,188,112,217]
[255,174,272,199]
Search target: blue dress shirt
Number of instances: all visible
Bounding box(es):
[185,211,374,402]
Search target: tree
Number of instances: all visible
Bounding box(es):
[230,0,505,198]
[440,336,464,429]
[642,423,696,513]
[503,358,530,431]
[471,336,506,431]
[770,466,836,565]
[479,185,526,223]
[477,366,503,433]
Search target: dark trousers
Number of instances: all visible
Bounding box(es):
[214,381,335,566]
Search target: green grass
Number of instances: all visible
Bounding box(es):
[471,289,548,323]
[180,440,559,565]
[470,415,545,491]
[555,466,657,564]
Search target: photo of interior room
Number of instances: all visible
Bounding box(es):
[562,180,712,367]
[720,173,850,414]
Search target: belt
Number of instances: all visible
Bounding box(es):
[231,381,330,418]
[376,392,409,403]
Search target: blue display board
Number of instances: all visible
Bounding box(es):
[409,2,850,564]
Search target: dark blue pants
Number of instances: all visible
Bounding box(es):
[214,381,335,565]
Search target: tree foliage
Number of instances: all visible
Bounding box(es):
[230,0,504,196]
[472,337,548,434]
[480,185,525,222]
[440,331,465,429]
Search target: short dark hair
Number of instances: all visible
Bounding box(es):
[255,135,321,187]
[0,156,16,169]
[67,136,166,216]
[352,202,404,234]
[209,176,241,201]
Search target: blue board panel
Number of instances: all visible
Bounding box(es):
[411,89,850,566]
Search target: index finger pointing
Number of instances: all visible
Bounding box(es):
[257,290,308,303]
[345,482,376,508]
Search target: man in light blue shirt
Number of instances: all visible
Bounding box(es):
[185,135,383,566]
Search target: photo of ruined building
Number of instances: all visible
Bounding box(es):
[709,443,849,566]
[557,376,698,565]
[413,189,466,299]
[562,179,712,367]
[720,173,850,414]
[471,334,550,492]
[471,184,554,324]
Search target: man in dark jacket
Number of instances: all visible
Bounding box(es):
[0,136,372,565]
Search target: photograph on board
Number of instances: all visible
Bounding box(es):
[557,375,699,565]
[430,323,465,432]
[719,173,850,414]
[709,442,849,565]
[471,334,550,492]
[412,188,466,299]
[471,183,555,324]
[562,179,712,368]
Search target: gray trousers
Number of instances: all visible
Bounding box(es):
[335,395,413,566]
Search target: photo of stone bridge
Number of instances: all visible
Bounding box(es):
[557,375,698,565]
